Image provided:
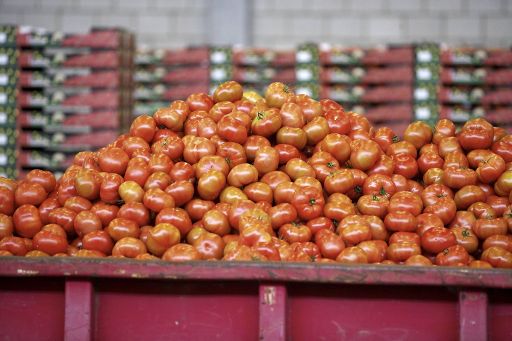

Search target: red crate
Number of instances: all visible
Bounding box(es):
[0,259,511,340]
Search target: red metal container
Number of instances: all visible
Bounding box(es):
[1,258,511,340]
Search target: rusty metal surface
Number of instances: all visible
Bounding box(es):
[1,257,512,288]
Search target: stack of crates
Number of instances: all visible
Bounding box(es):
[39,28,134,175]
[318,44,415,136]
[133,48,167,117]
[0,25,18,178]
[14,26,54,177]
[164,47,210,102]
[230,47,296,94]
[439,47,512,132]
[413,43,441,127]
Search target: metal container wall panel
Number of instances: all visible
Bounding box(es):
[94,280,259,341]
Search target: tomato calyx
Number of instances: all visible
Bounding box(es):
[372,194,380,201]
[309,198,316,206]
[442,248,449,255]
[392,135,400,143]
[344,161,352,169]
[461,229,471,238]
[379,188,387,197]
[327,161,336,168]
[256,112,264,120]
[354,185,362,194]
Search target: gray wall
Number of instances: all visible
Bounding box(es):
[0,0,511,48]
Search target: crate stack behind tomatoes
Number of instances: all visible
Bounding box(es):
[439,47,512,133]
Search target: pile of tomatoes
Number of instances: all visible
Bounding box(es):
[1,81,512,268]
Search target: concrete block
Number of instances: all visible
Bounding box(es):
[425,0,462,12]
[60,12,94,33]
[406,16,442,39]
[350,0,386,12]
[446,16,481,38]
[367,16,402,37]
[136,13,170,35]
[327,16,363,38]
[485,16,512,39]
[387,0,425,12]
[468,0,502,13]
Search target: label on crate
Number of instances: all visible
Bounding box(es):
[0,93,6,105]
[416,67,432,81]
[0,33,6,44]
[0,134,7,145]
[414,88,430,101]
[0,74,7,86]
[0,54,8,65]
[417,50,433,63]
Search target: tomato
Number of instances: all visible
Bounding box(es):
[124,159,150,187]
[438,136,463,158]
[367,154,395,176]
[265,82,295,108]
[0,236,28,256]
[315,229,345,259]
[480,246,512,268]
[145,223,181,257]
[473,217,507,240]
[372,127,397,153]
[458,118,494,151]
[0,186,14,216]
[357,194,388,218]
[389,232,420,246]
[433,119,456,144]
[324,169,354,194]
[209,101,235,122]
[469,260,493,268]
[212,80,243,103]
[143,171,171,191]
[468,201,496,220]
[13,205,43,238]
[25,169,56,194]
[494,170,512,197]
[64,196,92,213]
[243,182,273,203]
[0,214,13,239]
[48,207,76,234]
[291,186,324,221]
[163,243,202,261]
[361,215,387,241]
[316,133,351,164]
[279,102,305,128]
[226,163,257,188]
[202,209,230,236]
[107,218,140,241]
[443,151,469,169]
[389,191,423,216]
[416,213,444,235]
[421,227,457,254]
[82,230,114,255]
[423,168,444,186]
[392,153,418,179]
[350,140,381,171]
[192,232,225,259]
[454,185,486,210]
[112,237,147,258]
[450,226,479,254]
[156,207,193,235]
[486,195,508,217]
[151,135,184,161]
[384,211,417,233]
[336,246,368,264]
[15,181,47,206]
[218,114,249,144]
[363,174,396,198]
[251,108,282,137]
[358,240,387,263]
[405,255,433,266]
[74,208,103,238]
[33,229,68,255]
[276,127,306,150]
[118,202,150,227]
[119,181,144,203]
[403,121,432,149]
[423,198,457,225]
[196,170,225,201]
[164,181,194,207]
[253,146,279,175]
[285,158,316,181]
[216,141,247,168]
[154,108,185,132]
[386,242,421,263]
[483,235,512,253]
[492,135,512,162]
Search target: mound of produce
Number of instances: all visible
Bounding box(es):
[1,81,512,267]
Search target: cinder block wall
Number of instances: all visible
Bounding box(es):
[0,0,510,48]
